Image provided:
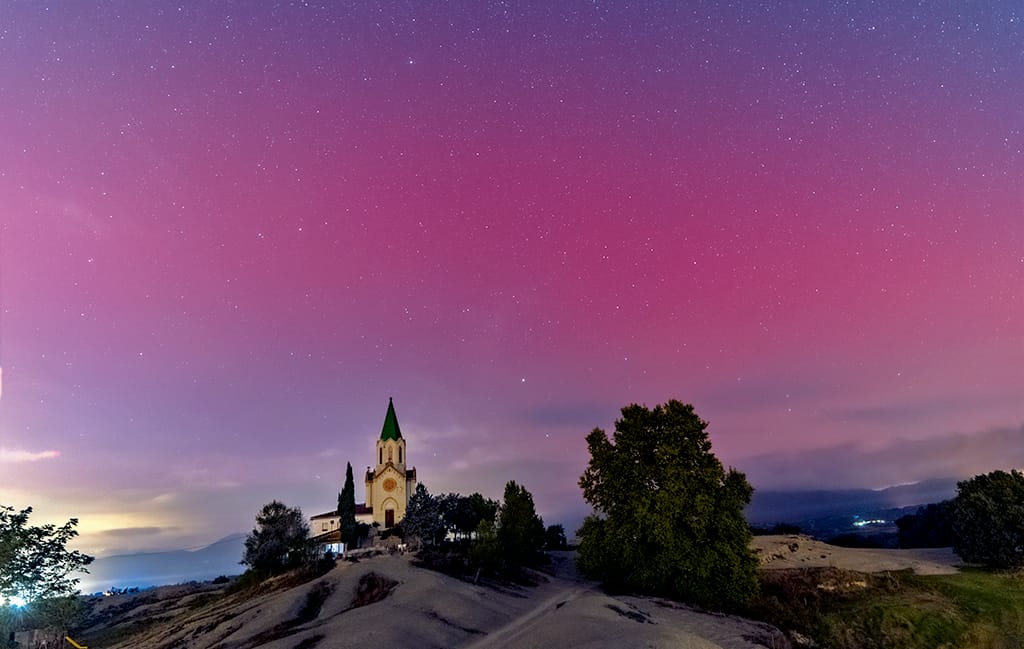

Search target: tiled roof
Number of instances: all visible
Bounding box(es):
[311,503,372,519]
[312,529,342,543]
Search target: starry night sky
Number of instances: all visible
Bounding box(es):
[1,1,1022,555]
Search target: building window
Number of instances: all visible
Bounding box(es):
[322,522,327,531]
[379,448,383,465]
[399,447,403,463]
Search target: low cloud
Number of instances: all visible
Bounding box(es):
[523,402,611,428]
[744,423,1024,491]
[97,527,168,538]
[823,391,1019,426]
[0,447,60,463]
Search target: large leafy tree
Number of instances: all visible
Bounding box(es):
[437,492,499,540]
[337,462,358,549]
[0,505,93,604]
[952,470,1024,569]
[577,400,757,609]
[242,501,311,574]
[403,483,443,545]
[497,481,545,568]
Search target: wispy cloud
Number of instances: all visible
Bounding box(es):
[96,526,168,538]
[0,448,60,463]
[743,423,1024,491]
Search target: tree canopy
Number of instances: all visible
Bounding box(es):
[897,500,954,549]
[497,481,545,568]
[576,400,758,609]
[544,524,567,550]
[403,483,444,545]
[0,505,93,604]
[242,501,311,574]
[952,470,1024,569]
[437,492,499,541]
[402,488,499,546]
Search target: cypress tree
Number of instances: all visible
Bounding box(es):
[337,462,357,550]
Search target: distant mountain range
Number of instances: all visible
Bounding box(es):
[78,533,246,594]
[746,477,959,534]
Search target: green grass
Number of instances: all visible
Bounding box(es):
[748,568,1024,649]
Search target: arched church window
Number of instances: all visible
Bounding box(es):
[388,447,393,462]
[399,447,403,463]
[379,448,383,465]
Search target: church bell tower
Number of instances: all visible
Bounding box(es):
[365,398,417,527]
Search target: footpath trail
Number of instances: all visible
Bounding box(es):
[461,551,591,649]
[459,552,782,649]
[460,578,590,649]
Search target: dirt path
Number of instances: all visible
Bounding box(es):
[460,579,590,649]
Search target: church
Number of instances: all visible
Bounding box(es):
[364,397,418,527]
[310,398,417,546]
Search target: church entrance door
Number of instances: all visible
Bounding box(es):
[385,509,395,528]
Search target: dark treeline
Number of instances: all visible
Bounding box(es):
[896,500,955,549]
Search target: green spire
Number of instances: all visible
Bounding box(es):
[380,397,402,441]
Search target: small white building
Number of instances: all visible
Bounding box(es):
[310,505,374,554]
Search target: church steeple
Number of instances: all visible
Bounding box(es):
[380,397,402,441]
[367,397,415,528]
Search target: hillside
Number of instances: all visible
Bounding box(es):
[73,538,980,649]
[78,552,784,649]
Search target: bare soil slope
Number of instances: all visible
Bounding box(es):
[752,535,961,575]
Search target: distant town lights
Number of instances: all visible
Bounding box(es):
[852,519,887,528]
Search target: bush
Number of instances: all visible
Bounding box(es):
[226,568,270,594]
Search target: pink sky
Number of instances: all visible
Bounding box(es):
[1,1,1022,555]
